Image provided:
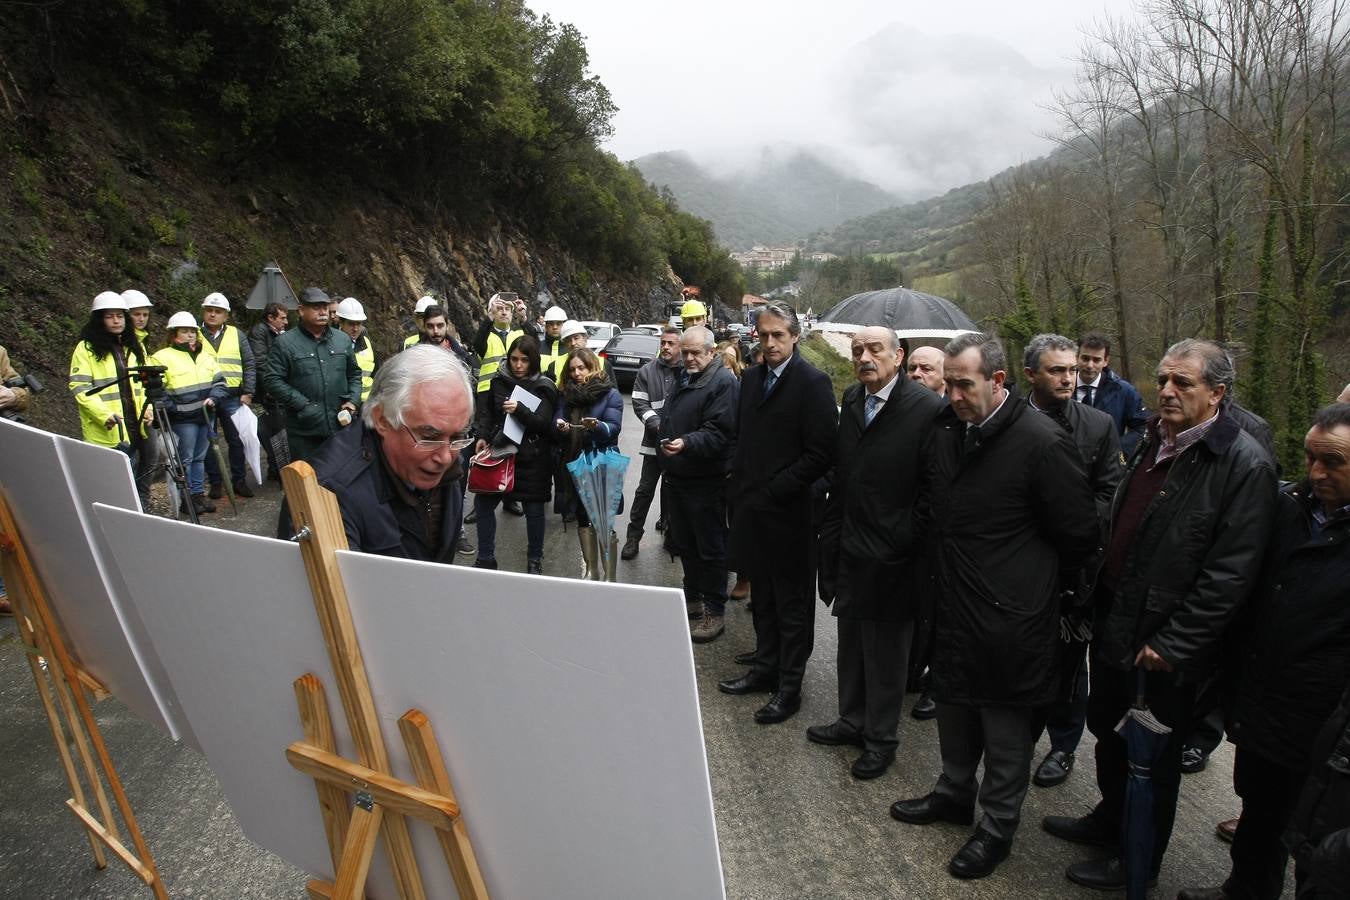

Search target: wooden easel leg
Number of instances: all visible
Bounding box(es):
[332,797,383,900]
[399,710,489,900]
[294,673,352,872]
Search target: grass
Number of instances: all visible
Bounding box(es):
[800,332,855,402]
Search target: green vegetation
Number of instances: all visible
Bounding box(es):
[800,333,855,403]
[6,1,738,302]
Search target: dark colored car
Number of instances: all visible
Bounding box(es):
[600,330,659,392]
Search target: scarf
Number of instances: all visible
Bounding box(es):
[562,377,611,458]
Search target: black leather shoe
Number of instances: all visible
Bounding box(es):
[1178,888,1229,900]
[851,749,895,780]
[1033,749,1075,787]
[1065,856,1157,890]
[472,557,498,570]
[911,691,937,720]
[948,827,1011,879]
[733,650,757,666]
[718,672,776,695]
[620,537,640,560]
[806,722,865,747]
[1181,745,1209,774]
[1042,813,1118,849]
[754,691,801,724]
[889,792,975,826]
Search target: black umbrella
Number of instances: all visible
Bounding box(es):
[818,286,977,331]
[1116,669,1172,899]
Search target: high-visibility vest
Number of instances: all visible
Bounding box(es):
[477,328,524,393]
[540,336,567,378]
[403,333,420,349]
[354,341,375,402]
[150,344,222,420]
[200,324,245,388]
[134,328,151,357]
[68,342,147,448]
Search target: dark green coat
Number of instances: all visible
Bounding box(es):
[264,325,362,439]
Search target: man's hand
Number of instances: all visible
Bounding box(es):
[105,414,121,429]
[340,402,357,414]
[142,405,155,425]
[204,398,215,409]
[660,437,685,456]
[1134,644,1174,672]
[240,393,253,407]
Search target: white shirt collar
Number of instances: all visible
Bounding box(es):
[769,355,792,379]
[971,388,1010,429]
[867,372,901,403]
[1079,372,1103,391]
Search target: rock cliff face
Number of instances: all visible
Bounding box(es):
[0,91,682,438]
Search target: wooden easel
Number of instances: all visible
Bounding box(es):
[281,461,489,900]
[0,490,169,899]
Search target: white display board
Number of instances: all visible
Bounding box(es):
[94,504,725,899]
[0,418,181,740]
[340,551,726,900]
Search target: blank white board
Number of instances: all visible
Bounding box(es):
[340,551,726,900]
[93,502,725,899]
[0,418,179,740]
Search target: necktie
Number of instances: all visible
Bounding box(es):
[864,394,880,426]
[763,368,778,399]
[1081,384,1095,406]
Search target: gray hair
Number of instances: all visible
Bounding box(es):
[758,301,801,337]
[944,332,1007,379]
[1023,333,1078,373]
[682,325,715,351]
[1161,338,1234,391]
[362,344,473,430]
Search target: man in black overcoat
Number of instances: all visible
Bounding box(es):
[1021,334,1125,790]
[808,326,944,778]
[891,332,1098,880]
[718,302,837,725]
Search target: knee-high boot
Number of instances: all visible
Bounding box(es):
[578,526,599,580]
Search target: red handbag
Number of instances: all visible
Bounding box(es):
[467,450,516,494]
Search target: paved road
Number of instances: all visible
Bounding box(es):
[0,394,1275,898]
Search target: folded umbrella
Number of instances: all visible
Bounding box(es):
[1116,668,1173,900]
[565,447,630,571]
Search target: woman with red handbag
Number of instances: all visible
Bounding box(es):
[471,335,559,573]
[556,348,624,579]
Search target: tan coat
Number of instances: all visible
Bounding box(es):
[0,345,30,411]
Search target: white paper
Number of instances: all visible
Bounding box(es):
[502,385,543,445]
[0,418,181,741]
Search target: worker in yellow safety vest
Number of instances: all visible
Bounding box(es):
[471,292,526,396]
[121,289,155,356]
[198,291,257,498]
[550,320,609,385]
[680,298,708,330]
[540,305,569,375]
[69,291,153,453]
[152,311,229,515]
[404,295,437,348]
[337,297,375,403]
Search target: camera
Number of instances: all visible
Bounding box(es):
[129,365,169,402]
[1,373,44,423]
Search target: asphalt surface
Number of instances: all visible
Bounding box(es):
[0,395,1282,899]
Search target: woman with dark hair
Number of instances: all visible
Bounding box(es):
[472,334,559,573]
[555,347,623,580]
[68,291,153,461]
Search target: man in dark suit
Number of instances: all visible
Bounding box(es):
[891,332,1099,880]
[1020,334,1124,790]
[1076,332,1149,456]
[807,325,944,778]
[718,302,837,725]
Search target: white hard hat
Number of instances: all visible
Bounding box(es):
[201,292,231,310]
[166,311,198,330]
[121,289,152,310]
[91,291,126,312]
[543,305,568,323]
[415,295,437,314]
[560,320,586,341]
[336,298,366,322]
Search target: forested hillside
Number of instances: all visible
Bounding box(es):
[0,1,743,435]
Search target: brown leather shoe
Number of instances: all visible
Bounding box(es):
[1216,817,1239,843]
[730,579,751,600]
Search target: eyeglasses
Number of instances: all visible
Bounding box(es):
[401,424,475,452]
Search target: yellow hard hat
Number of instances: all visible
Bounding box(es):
[680,299,707,319]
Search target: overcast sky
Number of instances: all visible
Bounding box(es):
[527,0,1141,196]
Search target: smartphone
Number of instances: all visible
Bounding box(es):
[582,417,599,427]
[660,437,675,446]
[497,292,518,303]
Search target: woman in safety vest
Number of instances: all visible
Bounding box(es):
[151,312,228,515]
[69,291,153,454]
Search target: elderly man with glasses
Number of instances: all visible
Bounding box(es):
[279,345,476,562]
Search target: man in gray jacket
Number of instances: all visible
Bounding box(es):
[623,326,682,559]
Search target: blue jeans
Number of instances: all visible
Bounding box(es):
[172,420,211,495]
[474,494,545,562]
[204,395,245,484]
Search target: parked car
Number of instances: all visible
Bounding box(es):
[600,330,659,391]
[580,321,622,352]
[631,323,664,336]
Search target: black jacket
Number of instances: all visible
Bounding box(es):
[1086,366,1149,457]
[727,353,837,580]
[657,356,738,483]
[247,322,284,403]
[818,376,944,621]
[925,387,1100,706]
[1228,485,1350,768]
[1285,681,1350,895]
[1095,410,1277,674]
[476,372,558,503]
[300,420,463,562]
